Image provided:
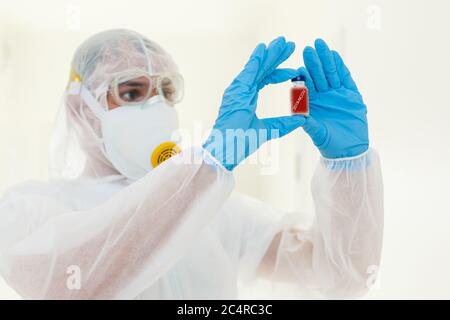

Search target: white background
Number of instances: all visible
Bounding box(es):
[0,0,449,299]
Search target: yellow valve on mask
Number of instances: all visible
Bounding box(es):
[151,142,181,168]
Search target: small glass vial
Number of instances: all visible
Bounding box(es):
[290,75,309,116]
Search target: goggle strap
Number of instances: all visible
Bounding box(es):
[80,85,106,119]
[95,83,108,98]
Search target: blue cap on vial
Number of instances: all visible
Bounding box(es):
[291,75,306,82]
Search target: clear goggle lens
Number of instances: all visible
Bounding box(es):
[110,71,184,107]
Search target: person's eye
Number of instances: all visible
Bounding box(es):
[120,89,142,102]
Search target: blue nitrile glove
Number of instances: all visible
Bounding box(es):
[203,36,306,170]
[299,39,369,158]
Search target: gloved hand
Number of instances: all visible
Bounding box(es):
[203,37,305,170]
[299,39,369,158]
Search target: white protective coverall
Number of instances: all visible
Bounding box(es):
[0,29,384,299]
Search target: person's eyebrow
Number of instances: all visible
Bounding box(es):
[120,81,147,87]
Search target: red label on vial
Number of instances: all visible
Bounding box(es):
[291,87,309,115]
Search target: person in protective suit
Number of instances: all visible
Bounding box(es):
[0,29,383,299]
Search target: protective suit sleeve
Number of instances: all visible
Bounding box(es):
[0,147,234,299]
[264,149,384,299]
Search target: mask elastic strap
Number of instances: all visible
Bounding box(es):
[78,84,115,164]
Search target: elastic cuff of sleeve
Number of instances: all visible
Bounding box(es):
[322,148,370,161]
[202,147,233,172]
[320,148,373,171]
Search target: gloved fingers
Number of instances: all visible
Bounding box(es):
[303,46,329,92]
[262,115,306,139]
[277,41,296,67]
[234,43,266,87]
[260,68,299,87]
[314,39,340,89]
[302,115,328,146]
[257,37,295,84]
[297,66,317,99]
[332,50,359,92]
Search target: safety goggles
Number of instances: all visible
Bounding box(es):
[108,70,184,107]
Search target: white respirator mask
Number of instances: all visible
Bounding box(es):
[78,85,181,180]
